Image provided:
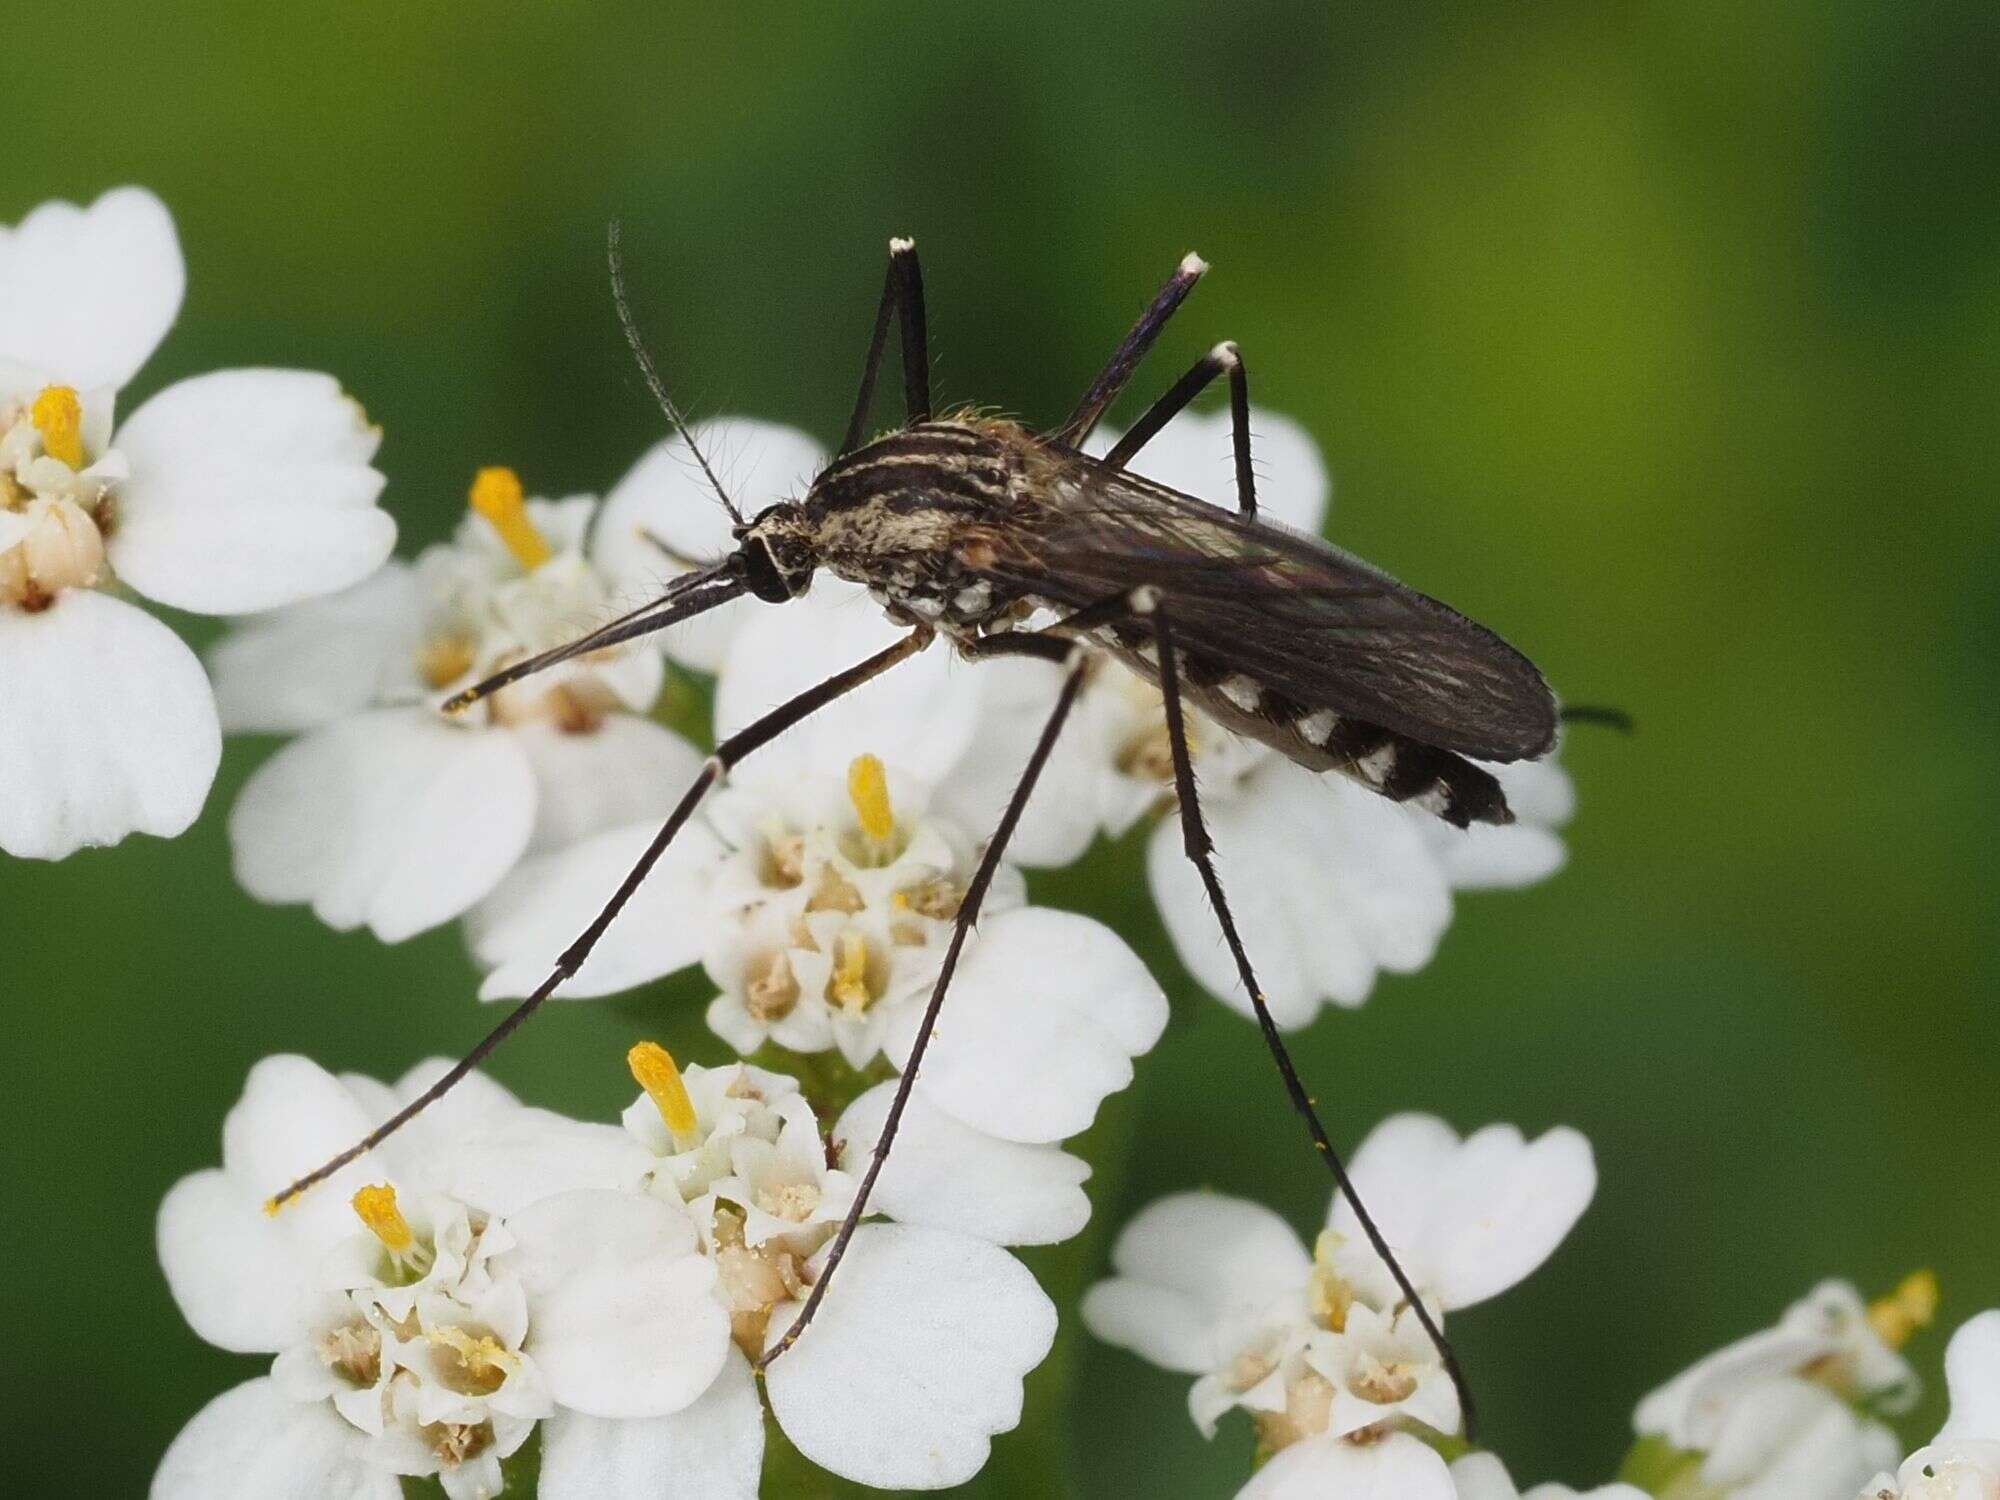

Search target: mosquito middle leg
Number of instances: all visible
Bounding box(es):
[1102,341,1259,519]
[757,642,1091,1367]
[267,627,933,1211]
[841,237,932,454]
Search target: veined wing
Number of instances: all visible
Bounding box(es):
[980,445,1558,762]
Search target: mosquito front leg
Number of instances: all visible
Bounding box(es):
[840,237,932,454]
[1054,252,1209,447]
[758,642,1091,1367]
[1143,589,1479,1436]
[1103,341,1258,519]
[267,628,932,1211]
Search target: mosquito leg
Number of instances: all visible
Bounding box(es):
[758,643,1091,1367]
[268,627,933,1210]
[840,237,931,454]
[1103,341,1258,519]
[1053,252,1209,448]
[1145,592,1479,1437]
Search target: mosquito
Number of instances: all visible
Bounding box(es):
[272,226,1569,1432]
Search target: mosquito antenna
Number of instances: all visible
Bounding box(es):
[606,219,745,526]
[442,563,745,714]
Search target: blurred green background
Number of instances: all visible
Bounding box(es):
[6,1,1996,1494]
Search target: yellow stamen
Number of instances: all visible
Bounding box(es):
[31,385,84,468]
[628,1041,698,1137]
[468,466,551,571]
[847,753,894,842]
[1868,1269,1939,1349]
[351,1183,415,1253]
[830,930,872,1012]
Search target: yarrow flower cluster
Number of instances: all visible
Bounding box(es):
[1083,1113,1598,1498]
[156,1047,1079,1497]
[28,176,1965,1500]
[0,188,392,859]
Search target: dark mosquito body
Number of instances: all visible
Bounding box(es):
[276,230,1569,1439]
[753,415,1554,827]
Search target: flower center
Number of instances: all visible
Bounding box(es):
[1253,1368,1336,1455]
[746,950,802,1021]
[30,386,83,469]
[629,1040,699,1140]
[425,1323,517,1396]
[1867,1269,1939,1350]
[1308,1230,1355,1332]
[826,930,883,1014]
[423,1417,495,1469]
[317,1321,383,1387]
[351,1182,435,1280]
[0,385,112,609]
[468,465,550,572]
[711,1205,816,1357]
[754,1179,823,1222]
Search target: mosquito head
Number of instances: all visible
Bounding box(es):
[734,502,817,602]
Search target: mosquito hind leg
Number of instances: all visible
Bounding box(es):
[841,237,931,454]
[1142,590,1480,1437]
[1103,341,1258,519]
[268,627,933,1211]
[759,642,1090,1367]
[1054,252,1209,447]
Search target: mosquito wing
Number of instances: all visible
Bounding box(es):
[982,446,1558,762]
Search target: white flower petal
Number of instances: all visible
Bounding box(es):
[0,186,183,391]
[1237,1431,1454,1500]
[1110,406,1330,536]
[229,708,535,941]
[111,369,391,613]
[1329,1115,1594,1309]
[895,906,1168,1143]
[151,1377,397,1500]
[1701,1375,1898,1495]
[935,654,1111,869]
[1939,1312,2000,1443]
[468,813,725,1000]
[715,578,979,789]
[593,419,826,672]
[428,1110,656,1219]
[539,1351,762,1500]
[156,1169,337,1353]
[502,1189,729,1419]
[765,1223,1056,1490]
[1083,1192,1310,1374]
[0,590,219,858]
[1451,1452,1650,1500]
[1149,758,1451,1025]
[206,563,425,733]
[514,715,706,852]
[835,1083,1091,1245]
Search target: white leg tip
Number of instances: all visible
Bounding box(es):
[1179,251,1210,278]
[889,236,916,255]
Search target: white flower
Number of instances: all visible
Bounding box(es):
[1450,1451,1648,1499]
[1860,1311,2000,1500]
[476,624,1171,1143]
[154,1055,733,1500]
[0,187,392,859]
[616,1042,1064,1491]
[1635,1276,1925,1499]
[1083,1113,1594,1474]
[217,461,715,942]
[939,405,1574,1028]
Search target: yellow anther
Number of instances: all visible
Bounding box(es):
[847,753,894,843]
[1868,1269,1939,1349]
[351,1183,415,1253]
[628,1041,698,1138]
[468,466,551,571]
[31,385,84,468]
[830,930,872,1012]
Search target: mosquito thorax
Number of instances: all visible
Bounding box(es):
[798,416,1039,632]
